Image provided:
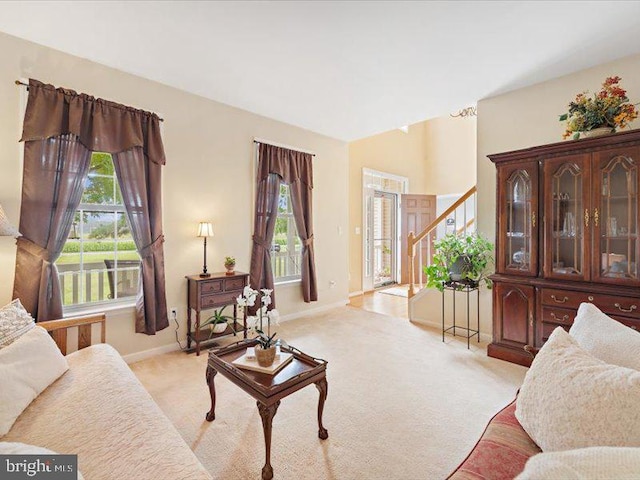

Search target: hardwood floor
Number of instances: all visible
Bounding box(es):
[349,288,408,319]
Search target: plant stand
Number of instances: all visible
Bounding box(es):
[441,279,480,349]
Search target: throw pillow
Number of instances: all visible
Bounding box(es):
[516,447,640,480]
[570,302,640,371]
[515,327,640,452]
[0,326,68,436]
[0,442,85,479]
[0,299,35,348]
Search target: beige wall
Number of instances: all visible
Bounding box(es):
[348,117,476,293]
[476,52,640,335]
[0,32,349,358]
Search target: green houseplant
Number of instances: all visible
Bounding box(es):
[224,256,236,275]
[423,233,494,291]
[200,305,234,337]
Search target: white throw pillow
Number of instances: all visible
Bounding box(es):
[570,302,640,371]
[516,447,640,480]
[0,326,68,436]
[0,442,84,479]
[0,299,35,348]
[515,327,640,452]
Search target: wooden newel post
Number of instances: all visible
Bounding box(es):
[408,231,416,298]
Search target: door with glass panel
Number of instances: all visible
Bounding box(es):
[497,161,538,276]
[372,191,397,288]
[543,154,591,282]
[591,147,640,286]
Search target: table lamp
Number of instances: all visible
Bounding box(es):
[197,222,214,278]
[0,204,20,237]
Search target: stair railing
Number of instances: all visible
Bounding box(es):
[407,186,477,298]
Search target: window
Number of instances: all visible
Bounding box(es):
[272,184,301,282]
[57,153,140,310]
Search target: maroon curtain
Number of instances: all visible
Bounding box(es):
[14,79,168,334]
[13,135,91,321]
[250,143,317,303]
[112,148,168,334]
[249,174,282,308]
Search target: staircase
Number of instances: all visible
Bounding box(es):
[406,186,477,322]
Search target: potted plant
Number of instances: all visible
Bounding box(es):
[224,256,236,275]
[423,233,494,291]
[200,306,234,337]
[559,76,638,140]
[236,286,280,366]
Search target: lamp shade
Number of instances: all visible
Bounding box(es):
[197,222,214,238]
[0,204,20,237]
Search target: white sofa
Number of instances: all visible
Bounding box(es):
[3,314,211,480]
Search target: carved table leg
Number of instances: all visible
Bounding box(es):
[315,377,329,440]
[257,400,280,480]
[205,366,217,421]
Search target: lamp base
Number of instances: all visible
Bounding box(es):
[199,273,211,278]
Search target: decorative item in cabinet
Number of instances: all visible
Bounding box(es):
[489,129,640,366]
[185,272,249,355]
[496,161,538,276]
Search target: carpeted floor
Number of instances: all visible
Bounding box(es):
[131,306,527,480]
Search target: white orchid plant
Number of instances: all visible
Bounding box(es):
[236,286,280,349]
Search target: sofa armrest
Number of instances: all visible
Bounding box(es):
[38,313,106,355]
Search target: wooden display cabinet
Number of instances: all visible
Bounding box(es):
[489,130,640,366]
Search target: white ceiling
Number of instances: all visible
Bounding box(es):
[1,1,640,141]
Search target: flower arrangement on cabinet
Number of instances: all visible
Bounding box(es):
[560,76,638,140]
[236,286,280,349]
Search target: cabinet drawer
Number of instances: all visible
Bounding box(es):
[201,291,238,309]
[224,277,245,291]
[540,288,585,309]
[540,322,570,343]
[594,296,640,320]
[200,280,223,294]
[541,307,576,327]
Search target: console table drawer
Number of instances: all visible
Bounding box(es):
[224,277,245,291]
[541,307,576,327]
[540,288,640,320]
[201,291,238,309]
[200,280,223,294]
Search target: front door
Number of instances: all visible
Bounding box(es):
[400,194,436,285]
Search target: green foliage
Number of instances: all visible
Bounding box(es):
[62,240,137,254]
[423,233,494,292]
[88,215,130,239]
[200,306,235,339]
[224,256,236,266]
[255,329,277,349]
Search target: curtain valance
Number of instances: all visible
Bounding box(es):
[257,143,313,186]
[20,79,165,165]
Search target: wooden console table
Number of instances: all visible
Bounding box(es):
[186,272,249,355]
[206,339,329,480]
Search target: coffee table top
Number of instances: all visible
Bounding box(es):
[207,339,327,403]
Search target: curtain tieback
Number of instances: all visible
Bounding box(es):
[302,235,314,247]
[139,235,164,259]
[252,235,271,249]
[16,237,52,262]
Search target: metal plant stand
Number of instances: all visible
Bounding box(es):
[441,279,480,349]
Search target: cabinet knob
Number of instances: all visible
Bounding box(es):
[551,294,569,304]
[588,296,594,302]
[550,312,569,321]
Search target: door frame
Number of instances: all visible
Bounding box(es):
[362,168,408,292]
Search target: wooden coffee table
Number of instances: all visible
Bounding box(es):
[205,339,328,480]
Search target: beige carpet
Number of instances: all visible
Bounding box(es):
[131,306,527,480]
[378,285,409,297]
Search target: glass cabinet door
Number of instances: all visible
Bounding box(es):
[543,155,590,281]
[592,148,640,285]
[498,162,538,276]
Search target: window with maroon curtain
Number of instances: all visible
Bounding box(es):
[250,143,317,306]
[14,79,168,335]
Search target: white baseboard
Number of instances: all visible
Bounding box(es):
[279,300,349,322]
[348,291,363,298]
[122,342,182,364]
[409,316,492,343]
[122,300,349,364]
